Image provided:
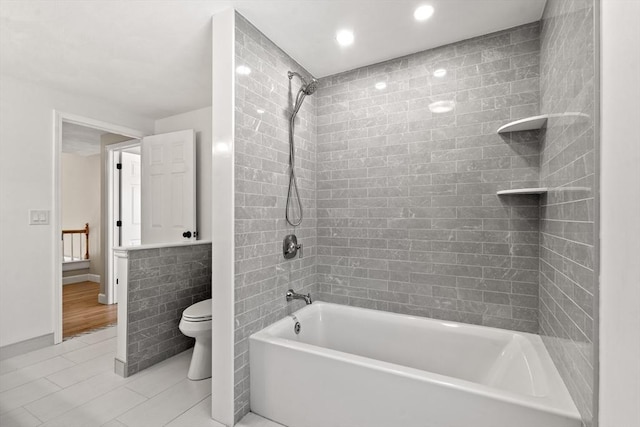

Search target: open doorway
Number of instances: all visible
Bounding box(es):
[57,115,143,341]
[105,140,142,306]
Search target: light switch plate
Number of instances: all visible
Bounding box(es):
[29,210,50,225]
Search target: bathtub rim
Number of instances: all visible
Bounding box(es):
[250,301,580,422]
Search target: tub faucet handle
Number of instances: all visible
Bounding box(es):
[283,234,303,259]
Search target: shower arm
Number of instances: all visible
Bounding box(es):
[288,71,308,87]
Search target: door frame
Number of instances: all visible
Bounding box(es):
[53,111,145,344]
[105,140,141,307]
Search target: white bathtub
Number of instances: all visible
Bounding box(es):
[250,302,580,427]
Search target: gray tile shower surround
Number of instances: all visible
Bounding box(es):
[233,15,544,421]
[125,244,212,377]
[539,0,598,425]
[315,23,543,333]
[234,14,318,420]
[233,10,597,426]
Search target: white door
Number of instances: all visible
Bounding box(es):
[121,151,141,246]
[141,129,196,244]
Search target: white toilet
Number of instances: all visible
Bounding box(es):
[179,298,212,380]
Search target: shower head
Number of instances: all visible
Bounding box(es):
[288,70,318,96]
[302,79,318,95]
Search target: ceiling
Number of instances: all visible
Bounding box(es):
[0,0,546,120]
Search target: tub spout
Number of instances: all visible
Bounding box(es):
[286,289,312,305]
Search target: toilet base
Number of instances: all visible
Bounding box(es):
[188,334,212,380]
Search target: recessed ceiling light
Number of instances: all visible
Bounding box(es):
[375,82,387,90]
[433,68,447,78]
[236,65,251,75]
[414,5,435,21]
[256,109,265,114]
[428,100,455,113]
[336,29,354,47]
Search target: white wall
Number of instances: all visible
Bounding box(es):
[210,9,236,426]
[0,75,154,347]
[61,152,101,274]
[599,0,640,426]
[154,106,212,241]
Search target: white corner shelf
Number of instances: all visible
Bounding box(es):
[497,188,548,196]
[497,112,591,134]
[497,115,549,134]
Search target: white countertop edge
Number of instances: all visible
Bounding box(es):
[114,240,212,252]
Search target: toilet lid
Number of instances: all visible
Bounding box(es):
[183,299,212,321]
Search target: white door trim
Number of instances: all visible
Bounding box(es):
[53,111,145,344]
[106,140,141,307]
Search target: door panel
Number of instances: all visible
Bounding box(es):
[141,129,196,244]
[121,151,141,246]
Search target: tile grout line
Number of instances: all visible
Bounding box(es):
[163,394,212,426]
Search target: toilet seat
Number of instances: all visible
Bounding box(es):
[182,298,212,322]
[183,316,211,322]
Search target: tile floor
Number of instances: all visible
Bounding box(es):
[0,327,282,427]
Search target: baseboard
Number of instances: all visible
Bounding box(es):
[63,274,101,285]
[63,275,87,285]
[62,259,90,272]
[114,358,128,377]
[98,293,108,304]
[0,333,54,360]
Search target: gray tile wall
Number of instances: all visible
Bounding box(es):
[234,14,317,421]
[539,1,598,425]
[125,243,211,376]
[315,23,543,332]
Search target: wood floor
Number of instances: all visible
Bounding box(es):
[63,281,117,339]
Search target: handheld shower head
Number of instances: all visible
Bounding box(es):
[302,79,318,95]
[286,70,318,227]
[288,71,318,96]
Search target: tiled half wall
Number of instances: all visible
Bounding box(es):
[125,243,212,376]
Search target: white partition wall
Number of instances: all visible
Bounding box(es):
[211,9,236,427]
[599,1,640,426]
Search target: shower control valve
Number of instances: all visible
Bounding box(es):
[283,234,303,259]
